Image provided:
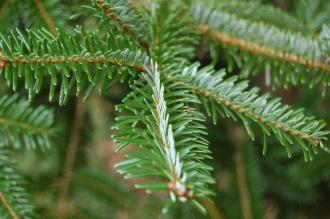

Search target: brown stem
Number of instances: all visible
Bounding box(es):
[0,191,19,219]
[0,54,145,73]
[201,199,226,219]
[0,0,10,21]
[232,127,253,219]
[57,99,85,219]
[34,0,58,35]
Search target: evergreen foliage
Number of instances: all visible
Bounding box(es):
[0,148,34,219]
[191,0,330,89]
[0,96,55,218]
[0,95,55,150]
[0,0,329,218]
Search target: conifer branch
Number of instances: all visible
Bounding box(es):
[0,28,149,103]
[0,149,34,218]
[34,0,58,35]
[144,63,190,198]
[148,64,327,154]
[1,0,330,217]
[190,2,330,88]
[0,95,55,150]
[197,25,330,72]
[94,0,149,50]
[0,53,144,72]
[181,63,329,158]
[113,63,214,212]
[2,23,326,154]
[112,8,213,211]
[193,83,318,143]
[20,37,324,156]
[115,64,192,198]
[207,0,305,33]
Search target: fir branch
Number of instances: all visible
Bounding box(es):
[194,80,318,143]
[112,7,214,210]
[93,0,149,50]
[113,63,214,212]
[197,25,329,72]
[294,0,330,33]
[0,149,34,218]
[0,53,144,71]
[0,28,149,104]
[144,63,189,198]
[3,24,326,155]
[149,5,198,67]
[33,0,58,35]
[23,45,325,158]
[207,0,305,33]
[0,95,55,150]
[181,63,329,158]
[190,2,330,88]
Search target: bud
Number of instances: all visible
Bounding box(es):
[167,181,175,190]
[0,60,7,69]
[0,51,8,69]
[176,190,185,197]
[315,139,321,149]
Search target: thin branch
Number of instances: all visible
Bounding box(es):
[0,117,49,134]
[0,191,19,219]
[197,24,330,72]
[145,64,192,198]
[0,0,10,21]
[164,68,321,144]
[193,85,320,144]
[95,0,149,50]
[201,199,226,219]
[34,0,58,35]
[232,127,253,219]
[58,99,85,219]
[0,54,145,72]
